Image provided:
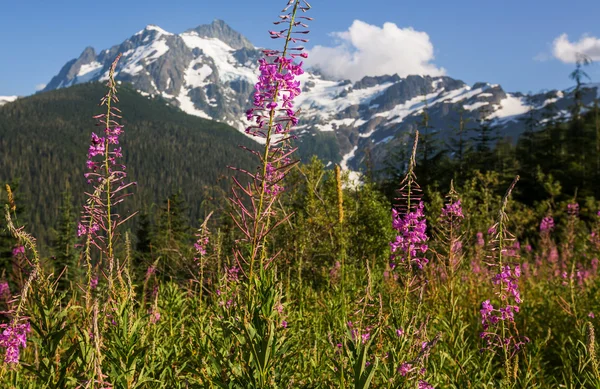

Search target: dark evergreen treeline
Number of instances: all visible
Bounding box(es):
[0,82,258,246]
[379,86,600,208]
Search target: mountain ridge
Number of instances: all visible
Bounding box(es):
[23,20,600,174]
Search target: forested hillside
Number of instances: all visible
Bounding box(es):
[0,82,257,244]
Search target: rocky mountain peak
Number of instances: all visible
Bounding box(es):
[185,19,254,50]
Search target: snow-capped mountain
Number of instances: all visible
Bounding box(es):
[0,96,18,106]
[40,20,600,172]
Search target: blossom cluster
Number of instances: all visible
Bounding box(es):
[11,246,25,257]
[0,321,30,364]
[390,201,429,269]
[194,236,209,257]
[441,199,464,220]
[84,126,126,184]
[245,49,306,138]
[480,264,528,352]
[0,282,9,298]
[264,163,285,196]
[567,202,579,216]
[347,321,371,344]
[539,216,555,233]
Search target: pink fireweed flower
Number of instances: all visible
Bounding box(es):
[476,232,485,247]
[480,264,528,352]
[194,236,209,257]
[398,362,413,376]
[548,247,559,263]
[11,246,24,257]
[567,203,579,216]
[540,216,555,233]
[149,309,160,324]
[390,201,429,269]
[146,266,156,278]
[245,51,306,138]
[0,321,31,364]
[0,282,9,298]
[418,381,435,389]
[228,1,311,277]
[226,266,240,283]
[441,199,464,219]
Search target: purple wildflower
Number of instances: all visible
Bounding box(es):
[149,309,160,324]
[441,199,464,219]
[390,201,429,269]
[194,236,209,257]
[476,232,485,246]
[567,203,579,216]
[226,266,240,283]
[245,54,305,138]
[480,264,527,352]
[0,321,31,364]
[540,216,554,233]
[418,381,435,389]
[398,362,413,376]
[0,282,9,297]
[11,246,24,257]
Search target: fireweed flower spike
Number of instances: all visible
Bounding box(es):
[435,182,465,278]
[229,0,311,284]
[479,176,529,381]
[3,204,45,365]
[390,131,429,272]
[79,54,136,297]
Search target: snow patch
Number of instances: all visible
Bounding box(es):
[180,32,257,84]
[463,101,489,111]
[489,94,530,122]
[186,60,213,88]
[376,90,439,125]
[77,61,103,83]
[295,73,393,122]
[177,88,212,120]
[135,25,173,38]
[121,39,170,76]
[315,118,365,132]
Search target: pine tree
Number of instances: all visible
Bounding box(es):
[447,106,472,177]
[153,191,193,279]
[469,105,499,172]
[415,95,446,188]
[570,54,592,121]
[0,182,25,274]
[567,55,592,192]
[52,187,79,291]
[133,210,154,277]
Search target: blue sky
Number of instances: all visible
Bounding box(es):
[1,0,600,96]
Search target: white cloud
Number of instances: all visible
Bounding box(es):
[306,20,445,81]
[35,83,46,91]
[552,33,600,63]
